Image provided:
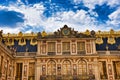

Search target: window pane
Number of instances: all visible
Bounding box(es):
[29,62,35,76]
[63,60,71,75]
[62,42,70,52]
[78,61,87,75]
[47,61,56,75]
[48,42,56,52]
[77,42,85,51]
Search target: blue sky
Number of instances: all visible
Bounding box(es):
[0,0,120,33]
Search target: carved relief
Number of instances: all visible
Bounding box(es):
[108,64,112,75]
[24,65,27,77]
[72,44,76,53]
[5,38,14,46]
[86,41,91,53]
[57,44,61,53]
[42,65,46,75]
[18,38,26,46]
[30,38,37,45]
[107,37,115,44]
[96,37,103,44]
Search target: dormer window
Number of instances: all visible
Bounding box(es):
[62,42,70,55]
[77,42,85,54]
[47,42,56,55]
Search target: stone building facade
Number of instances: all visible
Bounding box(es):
[0,25,120,80]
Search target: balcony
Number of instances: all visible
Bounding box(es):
[47,52,56,56]
[97,51,120,56]
[28,76,35,80]
[40,75,95,80]
[62,52,70,55]
[15,76,22,80]
[77,51,86,55]
[16,52,36,57]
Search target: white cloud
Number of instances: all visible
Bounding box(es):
[0,3,45,32]
[0,26,22,34]
[74,0,107,9]
[0,0,120,33]
[41,10,107,32]
[74,0,120,9]
[107,8,120,26]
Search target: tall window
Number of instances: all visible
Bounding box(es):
[47,60,56,75]
[77,42,85,54]
[16,63,23,80]
[113,61,120,79]
[99,61,107,79]
[29,62,35,80]
[78,60,87,75]
[0,56,3,73]
[62,42,70,55]
[48,42,56,55]
[62,60,71,75]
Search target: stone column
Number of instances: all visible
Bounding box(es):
[92,40,96,54]
[13,62,16,80]
[107,59,114,80]
[35,60,41,80]
[94,58,100,80]
[37,41,41,55]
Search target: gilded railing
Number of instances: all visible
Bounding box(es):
[97,51,120,55]
[40,75,95,80]
[16,52,36,56]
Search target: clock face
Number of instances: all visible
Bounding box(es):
[62,28,70,36]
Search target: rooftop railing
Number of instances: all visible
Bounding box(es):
[16,52,36,57]
[97,51,120,56]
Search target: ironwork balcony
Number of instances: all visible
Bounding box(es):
[97,51,106,55]
[47,52,56,56]
[62,52,71,55]
[97,51,120,56]
[40,75,95,80]
[100,75,108,79]
[77,51,86,55]
[15,76,22,80]
[115,75,120,79]
[16,52,36,56]
[16,52,25,56]
[28,76,35,80]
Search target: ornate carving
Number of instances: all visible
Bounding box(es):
[84,30,90,35]
[41,31,47,37]
[18,38,26,46]
[107,37,116,44]
[37,32,42,39]
[96,37,103,44]
[107,37,115,44]
[0,30,3,42]
[18,31,23,37]
[30,38,37,45]
[0,30,3,36]
[2,25,120,46]
[54,25,78,38]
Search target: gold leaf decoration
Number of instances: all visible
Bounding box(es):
[84,29,90,35]
[41,31,47,37]
[18,38,26,46]
[5,38,14,46]
[30,38,37,46]
[95,37,103,44]
[107,37,116,44]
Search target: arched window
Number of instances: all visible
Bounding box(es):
[78,60,87,75]
[47,60,56,75]
[62,60,71,75]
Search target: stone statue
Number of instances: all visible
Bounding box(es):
[0,30,3,38]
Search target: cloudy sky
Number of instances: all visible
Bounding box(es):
[0,0,120,33]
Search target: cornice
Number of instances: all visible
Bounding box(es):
[1,25,120,45]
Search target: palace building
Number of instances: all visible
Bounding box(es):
[0,25,120,80]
